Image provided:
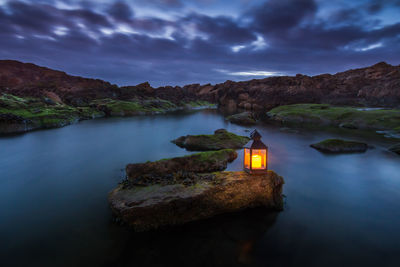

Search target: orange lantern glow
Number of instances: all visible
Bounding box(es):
[244,129,268,174]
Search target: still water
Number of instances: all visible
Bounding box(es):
[1,109,400,267]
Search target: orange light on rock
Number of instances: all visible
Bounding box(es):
[243,129,268,174]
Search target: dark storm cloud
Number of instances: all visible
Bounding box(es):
[180,13,256,45]
[6,1,59,34]
[137,0,184,9]
[248,0,317,34]
[108,1,134,21]
[0,0,399,86]
[366,0,400,13]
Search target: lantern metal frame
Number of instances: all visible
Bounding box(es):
[244,129,268,174]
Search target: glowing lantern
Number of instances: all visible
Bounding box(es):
[244,129,268,174]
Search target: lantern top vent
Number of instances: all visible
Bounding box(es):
[246,129,268,149]
[250,129,262,140]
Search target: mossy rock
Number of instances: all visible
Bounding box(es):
[226,112,257,125]
[172,129,250,151]
[109,170,284,231]
[267,103,400,131]
[126,149,238,181]
[310,139,370,153]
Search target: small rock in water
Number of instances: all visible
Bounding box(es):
[310,139,370,153]
[225,112,257,125]
[171,130,249,151]
[339,123,358,129]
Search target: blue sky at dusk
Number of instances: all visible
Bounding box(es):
[1,0,399,86]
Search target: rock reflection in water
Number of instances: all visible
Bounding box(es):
[108,208,278,267]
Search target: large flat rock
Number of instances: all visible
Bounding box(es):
[109,171,284,231]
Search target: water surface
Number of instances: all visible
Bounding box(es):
[1,109,400,267]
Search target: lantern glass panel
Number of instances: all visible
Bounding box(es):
[251,149,266,169]
[244,148,250,169]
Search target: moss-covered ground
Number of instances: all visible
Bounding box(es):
[0,94,216,133]
[0,94,102,129]
[183,100,216,108]
[90,98,179,115]
[268,104,400,131]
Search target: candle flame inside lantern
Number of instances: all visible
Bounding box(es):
[252,154,262,168]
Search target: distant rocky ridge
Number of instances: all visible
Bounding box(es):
[1,60,399,111]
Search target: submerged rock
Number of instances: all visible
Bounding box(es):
[172,129,250,151]
[109,170,284,231]
[310,139,370,153]
[388,144,400,155]
[226,112,257,125]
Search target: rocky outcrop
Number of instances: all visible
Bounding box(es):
[212,62,400,111]
[109,170,284,231]
[0,60,117,106]
[310,139,370,153]
[267,104,400,132]
[226,112,257,125]
[110,150,284,231]
[172,129,250,151]
[1,60,400,112]
[0,113,36,134]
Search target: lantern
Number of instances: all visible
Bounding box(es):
[244,129,268,174]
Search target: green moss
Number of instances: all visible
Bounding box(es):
[91,98,178,115]
[172,130,250,151]
[193,149,235,162]
[183,100,216,108]
[268,104,400,131]
[0,93,85,130]
[156,149,235,163]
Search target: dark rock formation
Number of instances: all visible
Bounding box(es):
[109,170,284,231]
[0,113,35,134]
[211,62,400,111]
[226,112,257,125]
[2,60,400,112]
[388,144,400,155]
[126,149,237,181]
[0,60,117,106]
[172,129,250,151]
[310,139,370,153]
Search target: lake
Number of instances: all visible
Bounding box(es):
[1,109,400,267]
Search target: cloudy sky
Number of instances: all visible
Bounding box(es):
[0,0,400,86]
